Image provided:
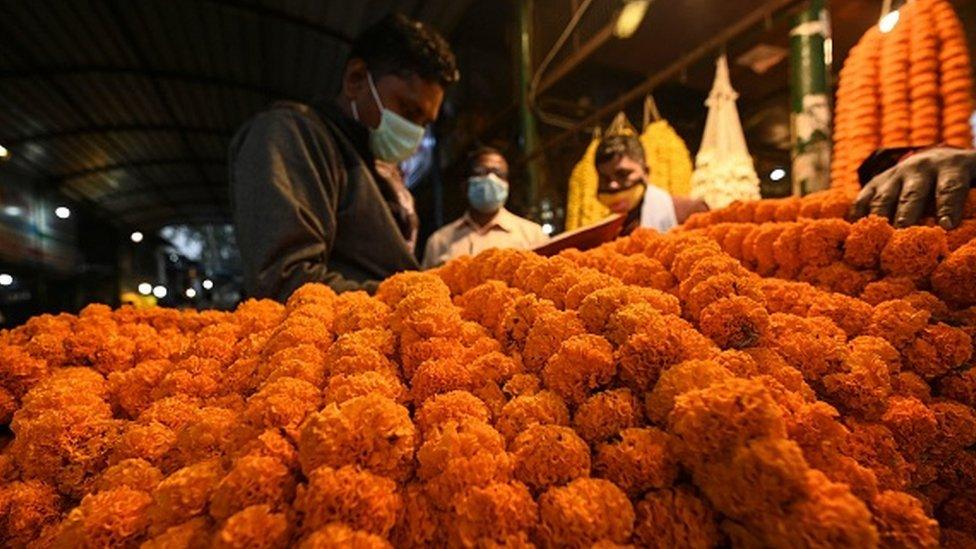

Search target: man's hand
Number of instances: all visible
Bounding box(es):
[673,196,709,224]
[851,147,976,229]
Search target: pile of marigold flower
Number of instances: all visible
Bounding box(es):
[2,201,975,548]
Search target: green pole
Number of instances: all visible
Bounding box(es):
[517,0,544,215]
[789,0,831,196]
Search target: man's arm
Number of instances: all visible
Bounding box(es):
[230,109,377,300]
[672,196,709,225]
[527,221,550,247]
[421,229,447,269]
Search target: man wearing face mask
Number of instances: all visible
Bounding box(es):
[422,147,548,268]
[595,134,709,234]
[230,14,458,300]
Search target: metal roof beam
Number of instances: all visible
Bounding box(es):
[105,0,220,207]
[1,2,184,217]
[522,0,807,163]
[0,66,287,99]
[199,0,353,44]
[6,125,231,146]
[53,158,226,183]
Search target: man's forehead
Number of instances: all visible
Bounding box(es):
[400,74,442,110]
[598,155,635,172]
[477,153,507,168]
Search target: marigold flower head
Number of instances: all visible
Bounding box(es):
[536,478,634,548]
[496,390,569,443]
[211,504,291,549]
[573,389,643,444]
[298,394,415,482]
[633,486,720,549]
[511,424,590,493]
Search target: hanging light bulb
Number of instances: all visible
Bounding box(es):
[879,9,900,33]
[614,0,651,38]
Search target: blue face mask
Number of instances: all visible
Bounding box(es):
[352,72,426,163]
[467,173,509,214]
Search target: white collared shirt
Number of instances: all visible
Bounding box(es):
[640,184,679,232]
[422,208,549,268]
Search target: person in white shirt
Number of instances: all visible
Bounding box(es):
[422,147,548,268]
[594,134,708,233]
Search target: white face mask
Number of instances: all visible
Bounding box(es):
[467,173,510,213]
[351,72,426,163]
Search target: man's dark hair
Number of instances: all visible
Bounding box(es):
[595,134,646,167]
[351,13,459,87]
[465,146,507,177]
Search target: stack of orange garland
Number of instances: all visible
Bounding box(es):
[832,0,974,191]
[1,187,976,547]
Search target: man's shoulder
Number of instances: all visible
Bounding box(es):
[230,103,344,165]
[643,184,673,202]
[238,104,328,136]
[423,218,467,266]
[640,185,676,214]
[428,216,468,240]
[501,210,544,231]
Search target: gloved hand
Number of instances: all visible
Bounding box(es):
[850,147,976,229]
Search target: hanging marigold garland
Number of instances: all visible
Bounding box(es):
[832,0,974,190]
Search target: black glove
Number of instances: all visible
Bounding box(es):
[850,147,976,229]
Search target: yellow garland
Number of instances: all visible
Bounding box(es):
[565,136,608,230]
[641,120,693,197]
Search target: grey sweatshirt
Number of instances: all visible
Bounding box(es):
[229,101,420,300]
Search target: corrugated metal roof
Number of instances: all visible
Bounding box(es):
[0,0,469,229]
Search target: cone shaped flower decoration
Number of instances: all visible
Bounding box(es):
[690,55,761,210]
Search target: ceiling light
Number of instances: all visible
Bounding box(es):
[152,285,167,299]
[879,10,900,33]
[770,168,787,182]
[185,288,197,298]
[137,282,152,295]
[130,231,144,243]
[614,0,651,38]
[54,206,71,219]
[202,279,214,290]
[0,274,12,286]
[0,144,8,159]
[3,205,22,217]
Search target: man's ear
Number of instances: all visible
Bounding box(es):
[341,58,368,101]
